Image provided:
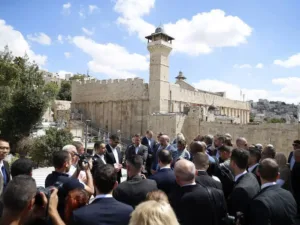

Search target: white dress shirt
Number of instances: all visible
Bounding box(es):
[248,163,259,173]
[0,160,4,177]
[110,145,119,164]
[234,170,247,182]
[181,182,196,187]
[290,154,295,170]
[100,155,106,164]
[148,139,151,148]
[135,145,141,154]
[261,182,276,190]
[90,194,113,204]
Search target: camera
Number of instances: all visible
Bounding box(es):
[35,182,63,206]
[75,153,93,169]
[222,212,244,225]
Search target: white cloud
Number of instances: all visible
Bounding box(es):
[193,78,300,103]
[114,1,252,55]
[58,70,73,79]
[62,2,71,15]
[89,5,99,14]
[72,36,148,78]
[0,19,47,66]
[255,63,264,69]
[57,35,63,44]
[82,27,94,36]
[233,64,252,69]
[64,52,71,58]
[274,53,300,68]
[27,32,52,45]
[79,5,85,18]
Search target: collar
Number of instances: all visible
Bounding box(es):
[160,165,171,170]
[235,170,247,182]
[52,171,69,177]
[197,170,208,176]
[248,163,259,172]
[135,144,141,148]
[0,160,4,167]
[91,194,113,203]
[127,175,143,181]
[261,182,276,190]
[109,145,117,150]
[181,182,196,187]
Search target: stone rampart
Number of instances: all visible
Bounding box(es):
[170,84,250,110]
[72,78,149,103]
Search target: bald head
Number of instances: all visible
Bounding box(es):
[258,158,279,182]
[160,135,170,147]
[174,159,196,185]
[236,137,248,149]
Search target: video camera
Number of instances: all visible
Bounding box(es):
[35,181,63,206]
[75,153,93,169]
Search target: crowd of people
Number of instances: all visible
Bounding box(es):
[0,131,299,225]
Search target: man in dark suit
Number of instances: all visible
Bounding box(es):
[0,139,11,192]
[106,134,123,183]
[148,149,176,195]
[141,130,156,175]
[126,134,148,174]
[169,159,227,225]
[248,158,297,225]
[248,146,261,185]
[288,140,300,170]
[193,152,222,190]
[227,149,260,217]
[113,155,157,208]
[71,164,133,225]
[92,141,107,175]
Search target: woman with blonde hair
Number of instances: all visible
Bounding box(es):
[275,152,292,192]
[129,200,179,225]
[146,190,169,203]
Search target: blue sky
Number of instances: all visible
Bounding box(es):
[1,0,300,103]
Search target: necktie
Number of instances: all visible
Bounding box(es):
[2,166,7,186]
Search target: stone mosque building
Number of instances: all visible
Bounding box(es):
[71,27,250,141]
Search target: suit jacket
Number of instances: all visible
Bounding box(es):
[248,185,297,225]
[141,137,155,154]
[148,168,176,195]
[249,164,261,186]
[71,197,133,225]
[2,161,10,187]
[92,154,106,175]
[227,172,260,217]
[169,184,227,225]
[105,145,123,183]
[125,144,148,166]
[113,175,157,208]
[196,170,223,190]
[152,144,178,171]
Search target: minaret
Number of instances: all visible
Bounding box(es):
[146,26,174,113]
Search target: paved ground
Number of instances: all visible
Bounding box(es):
[32,167,127,187]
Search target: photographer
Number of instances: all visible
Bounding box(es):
[45,151,94,220]
[0,175,65,225]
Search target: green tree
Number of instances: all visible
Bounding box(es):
[30,128,73,166]
[57,80,71,101]
[69,73,86,81]
[0,46,50,150]
[44,82,59,100]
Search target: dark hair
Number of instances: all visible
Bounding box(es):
[94,141,103,149]
[193,152,209,169]
[0,138,9,143]
[3,175,36,213]
[72,141,83,151]
[133,134,141,138]
[177,139,187,146]
[127,155,143,170]
[203,135,213,145]
[109,134,120,143]
[219,145,232,153]
[93,164,117,194]
[53,151,70,169]
[249,147,261,163]
[215,134,226,143]
[258,159,279,181]
[231,149,249,169]
[224,138,233,146]
[65,189,89,224]
[158,149,172,164]
[11,158,34,178]
[190,141,205,155]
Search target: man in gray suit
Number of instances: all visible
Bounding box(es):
[126,134,148,174]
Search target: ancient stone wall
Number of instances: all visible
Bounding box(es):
[72,78,149,103]
[72,100,149,139]
[182,120,299,156]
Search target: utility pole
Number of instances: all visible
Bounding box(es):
[85,119,91,153]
